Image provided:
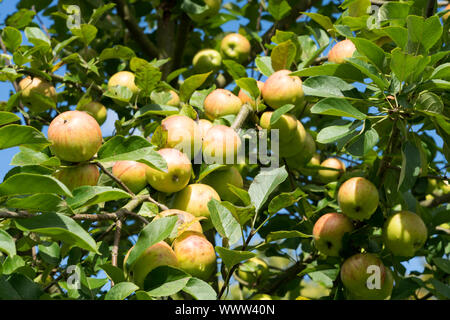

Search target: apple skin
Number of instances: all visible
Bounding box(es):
[161,115,202,159]
[338,177,379,221]
[173,231,216,280]
[76,101,107,125]
[238,80,264,109]
[154,209,203,242]
[19,76,57,112]
[383,211,428,258]
[193,49,222,74]
[318,158,346,183]
[259,111,298,138]
[261,70,304,111]
[340,253,393,300]
[202,125,242,165]
[112,160,148,194]
[313,213,353,257]
[54,164,99,191]
[237,257,269,287]
[201,166,244,203]
[167,90,180,107]
[107,71,139,95]
[220,33,251,64]
[198,119,213,140]
[124,241,178,288]
[299,153,321,176]
[203,89,243,120]
[48,110,103,163]
[279,120,307,158]
[328,39,356,64]
[285,132,316,171]
[187,0,222,23]
[146,148,192,193]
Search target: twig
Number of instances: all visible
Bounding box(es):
[96,162,136,196]
[145,196,169,211]
[231,103,253,131]
[32,5,51,38]
[111,218,123,269]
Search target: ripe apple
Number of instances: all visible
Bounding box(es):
[313,213,353,256]
[328,39,356,64]
[192,49,222,73]
[198,119,213,140]
[383,211,428,258]
[279,120,307,158]
[202,125,242,165]
[107,71,139,95]
[340,253,393,300]
[237,257,269,287]
[285,132,316,171]
[54,164,99,191]
[220,33,251,64]
[259,111,298,138]
[203,89,243,120]
[201,166,244,203]
[187,0,222,23]
[124,241,178,288]
[48,110,103,163]
[154,209,203,242]
[318,158,346,183]
[337,177,379,220]
[261,70,304,111]
[112,160,148,194]
[161,115,202,159]
[173,231,216,280]
[167,90,180,107]
[19,76,57,113]
[146,148,192,193]
[76,101,107,125]
[238,80,264,109]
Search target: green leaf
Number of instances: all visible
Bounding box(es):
[221,202,255,227]
[1,255,25,274]
[255,56,274,77]
[105,282,139,300]
[271,40,296,71]
[248,167,288,212]
[6,9,35,29]
[65,186,131,209]
[291,63,365,82]
[268,0,291,20]
[10,147,60,167]
[0,274,43,300]
[345,58,388,90]
[390,48,428,83]
[179,72,212,102]
[348,37,386,72]
[190,87,215,111]
[266,230,312,243]
[134,104,179,117]
[382,27,408,49]
[222,59,247,80]
[135,65,162,97]
[215,246,255,269]
[0,111,20,126]
[430,63,450,81]
[196,163,227,182]
[24,27,50,47]
[235,78,260,100]
[70,24,97,46]
[303,12,334,34]
[100,264,126,284]
[268,188,306,215]
[0,173,72,197]
[89,3,116,25]
[302,76,358,98]
[38,242,60,265]
[346,127,379,156]
[270,104,295,126]
[0,229,16,257]
[378,2,411,22]
[406,15,443,54]
[398,141,421,192]
[415,91,444,117]
[316,121,360,144]
[0,124,50,151]
[143,266,190,296]
[6,194,67,213]
[103,85,133,103]
[1,27,22,52]
[208,199,241,245]
[182,277,217,300]
[99,45,135,61]
[310,98,366,120]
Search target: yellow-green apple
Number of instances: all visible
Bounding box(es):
[112,160,148,194]
[203,89,242,120]
[259,111,298,138]
[328,39,356,64]
[198,119,213,140]
[237,257,269,287]
[298,153,321,177]
[383,211,428,258]
[285,132,316,171]
[19,76,57,112]
[318,158,346,183]
[173,231,216,280]
[220,33,251,64]
[146,148,192,193]
[187,0,222,23]
[167,90,180,107]
[154,209,203,242]
[76,101,107,125]
[48,110,103,163]
[338,177,379,220]
[161,115,202,159]
[201,166,243,202]
[192,49,222,73]
[54,164,99,191]
[279,120,307,158]
[261,70,304,110]
[313,213,353,256]
[107,71,139,95]
[238,80,264,109]
[202,125,242,164]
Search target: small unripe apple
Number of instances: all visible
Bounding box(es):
[203,89,242,120]
[173,231,216,280]
[220,33,251,64]
[112,160,148,194]
[340,253,393,300]
[108,71,139,95]
[259,111,298,138]
[261,70,304,110]
[238,80,264,109]
[237,257,269,287]
[154,209,203,242]
[193,49,222,73]
[167,90,180,107]
[161,115,202,159]
[318,158,346,183]
[187,0,222,22]
[172,183,220,222]
[201,166,244,203]
[54,164,100,191]
[383,211,428,258]
[19,76,57,112]
[313,213,353,257]
[328,39,356,64]
[146,148,192,193]
[202,125,242,165]
[48,110,103,163]
[338,177,379,221]
[285,132,316,171]
[279,120,307,158]
[76,101,107,125]
[198,119,213,140]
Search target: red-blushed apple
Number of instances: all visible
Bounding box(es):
[154,209,203,242]
[238,80,264,109]
[338,177,379,220]
[112,160,148,194]
[203,89,242,120]
[167,90,180,107]
[383,211,428,258]
[220,33,251,63]
[198,119,213,140]
[173,231,216,280]
[192,49,222,73]
[19,76,57,112]
[202,125,242,165]
[318,158,346,183]
[259,111,298,138]
[261,70,304,110]
[161,115,202,159]
[107,71,139,95]
[313,213,353,256]
[279,120,307,158]
[328,39,356,64]
[285,132,316,171]
[187,0,222,22]
[145,148,192,193]
[201,166,244,203]
[237,257,269,288]
[76,101,107,125]
[54,164,99,191]
[48,110,103,163]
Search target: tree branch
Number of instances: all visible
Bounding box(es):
[96,162,135,196]
[231,103,253,130]
[420,193,450,207]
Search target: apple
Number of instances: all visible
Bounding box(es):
[201,166,244,203]
[112,160,148,194]
[237,257,269,287]
[261,70,304,111]
[259,111,298,138]
[220,33,251,64]
[187,0,222,23]
[285,132,316,171]
[328,39,356,64]
[161,115,202,159]
[298,152,321,177]
[54,164,99,191]
[318,158,346,183]
[173,231,216,280]
[202,125,242,165]
[250,294,273,300]
[337,177,379,220]
[107,71,139,95]
[192,49,222,73]
[340,253,393,300]
[154,209,203,242]
[124,241,178,288]
[146,148,192,193]
[19,76,57,112]
[198,119,213,140]
[76,101,107,125]
[383,211,428,258]
[48,110,103,163]
[313,213,353,257]
[238,80,264,109]
[279,120,307,158]
[167,90,180,107]
[203,89,242,120]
